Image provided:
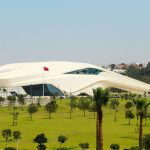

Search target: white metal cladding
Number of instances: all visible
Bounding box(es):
[0,61,150,95]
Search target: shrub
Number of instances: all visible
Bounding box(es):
[4,147,16,150]
[143,134,150,150]
[110,144,120,150]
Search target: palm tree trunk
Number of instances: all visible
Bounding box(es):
[96,108,103,150]
[139,115,143,150]
[17,140,19,150]
[136,114,139,126]
[6,138,8,147]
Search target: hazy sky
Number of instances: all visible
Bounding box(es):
[0,0,150,65]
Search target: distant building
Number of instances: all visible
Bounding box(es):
[116,63,128,70]
[130,63,144,69]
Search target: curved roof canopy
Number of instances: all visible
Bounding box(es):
[0,61,150,96]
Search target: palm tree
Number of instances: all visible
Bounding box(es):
[125,101,133,111]
[17,94,26,107]
[93,88,109,150]
[133,95,141,126]
[143,102,150,127]
[13,130,22,150]
[125,110,135,125]
[109,99,119,122]
[2,129,12,147]
[133,97,150,150]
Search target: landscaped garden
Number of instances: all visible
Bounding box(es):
[0,95,149,150]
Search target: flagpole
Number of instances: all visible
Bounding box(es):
[43,68,44,97]
[43,66,49,97]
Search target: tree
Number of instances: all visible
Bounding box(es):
[58,135,68,148]
[79,143,90,150]
[109,99,119,122]
[0,96,4,106]
[143,102,150,127]
[88,100,96,119]
[110,64,116,70]
[78,97,90,117]
[125,101,133,111]
[133,97,150,150]
[27,103,38,120]
[45,100,58,119]
[7,96,16,107]
[12,112,19,126]
[3,88,7,98]
[13,130,22,150]
[33,133,47,150]
[93,88,109,150]
[133,96,140,126]
[2,129,12,147]
[143,134,150,150]
[69,96,78,119]
[110,144,120,150]
[17,94,26,107]
[125,110,135,125]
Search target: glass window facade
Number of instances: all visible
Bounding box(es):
[23,84,64,96]
[65,68,102,75]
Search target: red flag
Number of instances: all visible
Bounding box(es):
[44,67,49,71]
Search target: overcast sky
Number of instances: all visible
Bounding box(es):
[0,0,150,66]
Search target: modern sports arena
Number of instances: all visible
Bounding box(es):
[0,61,150,96]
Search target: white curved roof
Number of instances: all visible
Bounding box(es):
[0,61,150,95]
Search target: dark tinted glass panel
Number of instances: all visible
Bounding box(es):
[65,68,102,75]
[23,84,64,96]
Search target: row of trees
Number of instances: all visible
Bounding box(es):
[125,63,150,83]
[0,94,26,107]
[34,133,90,150]
[2,130,150,150]
[2,132,90,150]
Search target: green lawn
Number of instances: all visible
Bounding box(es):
[0,99,149,150]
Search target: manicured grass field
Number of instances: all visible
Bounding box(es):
[0,99,149,150]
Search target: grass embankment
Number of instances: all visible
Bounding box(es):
[0,99,149,150]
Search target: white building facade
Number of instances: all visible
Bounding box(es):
[0,61,150,96]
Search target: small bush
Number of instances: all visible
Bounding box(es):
[129,146,139,150]
[4,147,16,150]
[110,144,120,150]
